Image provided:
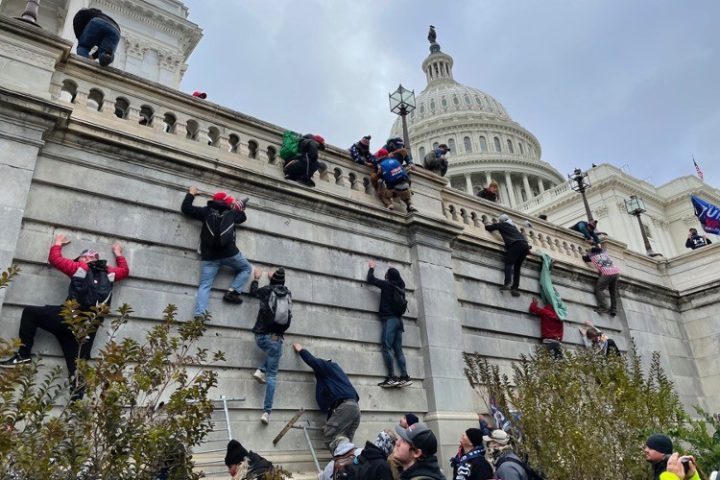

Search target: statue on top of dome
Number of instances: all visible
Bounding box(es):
[428,25,437,44]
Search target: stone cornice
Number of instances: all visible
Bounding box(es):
[447,157,564,183]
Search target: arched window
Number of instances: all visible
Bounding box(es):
[453,96,460,106]
[494,137,502,152]
[163,113,176,133]
[507,139,514,153]
[139,105,154,126]
[430,99,436,111]
[207,126,220,147]
[518,142,524,154]
[114,97,129,119]
[87,88,104,111]
[419,146,426,159]
[185,120,199,140]
[441,97,448,108]
[475,95,482,106]
[419,103,425,114]
[464,136,472,152]
[479,136,488,152]
[60,79,78,103]
[433,142,439,150]
[448,138,456,152]
[464,94,471,105]
[228,133,240,153]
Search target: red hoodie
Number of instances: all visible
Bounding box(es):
[528,299,563,341]
[48,244,129,281]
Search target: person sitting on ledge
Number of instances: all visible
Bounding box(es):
[73,8,121,67]
[570,219,604,245]
[476,181,499,202]
[349,135,376,168]
[423,144,450,177]
[376,148,418,213]
[284,134,326,188]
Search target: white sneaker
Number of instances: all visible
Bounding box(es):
[253,369,267,384]
[261,412,270,425]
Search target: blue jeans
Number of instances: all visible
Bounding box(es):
[381,316,407,378]
[193,252,252,316]
[255,334,283,413]
[76,17,120,60]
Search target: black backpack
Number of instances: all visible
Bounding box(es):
[389,285,408,317]
[495,456,546,480]
[71,260,114,308]
[201,208,236,249]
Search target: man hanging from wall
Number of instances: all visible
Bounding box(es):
[582,244,620,316]
[528,298,564,359]
[292,342,361,451]
[423,144,450,177]
[284,134,326,188]
[570,219,604,245]
[484,214,531,296]
[250,267,292,426]
[73,8,121,67]
[181,187,252,317]
[0,234,129,390]
[366,260,412,388]
[376,148,418,213]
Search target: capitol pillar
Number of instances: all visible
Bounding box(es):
[522,174,532,200]
[485,172,492,187]
[537,177,546,193]
[464,174,473,194]
[504,172,516,207]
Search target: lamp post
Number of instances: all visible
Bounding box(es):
[624,195,661,257]
[569,168,594,223]
[389,84,416,150]
[15,0,42,26]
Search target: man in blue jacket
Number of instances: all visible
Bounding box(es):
[73,8,121,66]
[293,343,361,451]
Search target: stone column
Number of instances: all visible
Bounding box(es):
[485,172,492,187]
[537,177,545,193]
[406,220,475,470]
[504,172,515,207]
[0,91,70,315]
[465,174,473,194]
[522,174,532,199]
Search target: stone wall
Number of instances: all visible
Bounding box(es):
[0,15,718,478]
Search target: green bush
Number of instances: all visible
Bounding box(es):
[464,346,689,479]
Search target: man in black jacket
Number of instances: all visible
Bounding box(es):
[284,134,326,187]
[250,267,291,426]
[73,8,121,66]
[485,214,531,297]
[181,186,252,317]
[685,228,712,250]
[224,440,273,479]
[366,260,411,388]
[394,422,445,480]
[341,430,397,480]
[293,343,361,450]
[644,433,673,480]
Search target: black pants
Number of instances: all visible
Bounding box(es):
[284,155,319,181]
[504,241,530,289]
[17,305,97,382]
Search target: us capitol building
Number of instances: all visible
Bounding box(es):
[392,31,720,258]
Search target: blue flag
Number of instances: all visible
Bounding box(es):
[691,196,720,235]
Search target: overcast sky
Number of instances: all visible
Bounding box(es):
[180,0,719,188]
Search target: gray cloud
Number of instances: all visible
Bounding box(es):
[181,0,720,187]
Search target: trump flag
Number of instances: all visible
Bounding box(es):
[692,195,720,235]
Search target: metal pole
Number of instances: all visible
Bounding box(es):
[302,425,322,474]
[221,395,233,439]
[635,212,653,254]
[15,0,42,26]
[400,106,410,151]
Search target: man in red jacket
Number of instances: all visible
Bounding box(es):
[0,234,129,382]
[528,298,564,358]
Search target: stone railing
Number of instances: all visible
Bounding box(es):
[47,56,446,216]
[516,180,573,212]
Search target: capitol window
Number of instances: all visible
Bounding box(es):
[494,137,502,152]
[433,142,439,149]
[507,139,514,153]
[518,142,524,154]
[464,136,472,152]
[475,95,482,106]
[479,136,488,152]
[430,100,436,111]
[419,146,426,158]
[441,97,448,107]
[464,94,471,105]
[420,103,425,114]
[448,138,456,152]
[453,96,460,106]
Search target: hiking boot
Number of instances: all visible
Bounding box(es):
[378,377,398,388]
[510,289,521,297]
[261,412,270,425]
[406,204,418,213]
[499,284,512,291]
[396,376,413,388]
[253,369,267,384]
[609,309,617,317]
[0,353,31,368]
[223,290,243,304]
[300,177,316,188]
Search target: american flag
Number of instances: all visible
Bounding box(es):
[693,156,704,181]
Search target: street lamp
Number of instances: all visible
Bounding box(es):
[389,84,416,150]
[569,168,594,223]
[15,0,42,26]
[624,195,661,257]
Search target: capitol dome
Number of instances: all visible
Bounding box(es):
[391,29,565,208]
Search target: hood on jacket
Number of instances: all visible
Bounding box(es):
[385,268,406,289]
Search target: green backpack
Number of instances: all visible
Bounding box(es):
[279,130,302,160]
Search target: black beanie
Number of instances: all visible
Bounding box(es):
[405,413,419,426]
[466,428,484,447]
[271,267,286,285]
[225,439,248,466]
[646,434,673,455]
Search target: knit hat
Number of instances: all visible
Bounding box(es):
[404,413,419,426]
[312,135,325,146]
[192,91,207,99]
[483,429,510,446]
[74,249,100,262]
[646,434,673,455]
[465,428,484,447]
[395,422,438,456]
[374,430,397,456]
[213,192,227,201]
[498,214,511,223]
[225,440,248,466]
[270,267,286,285]
[375,148,389,159]
[438,143,450,152]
